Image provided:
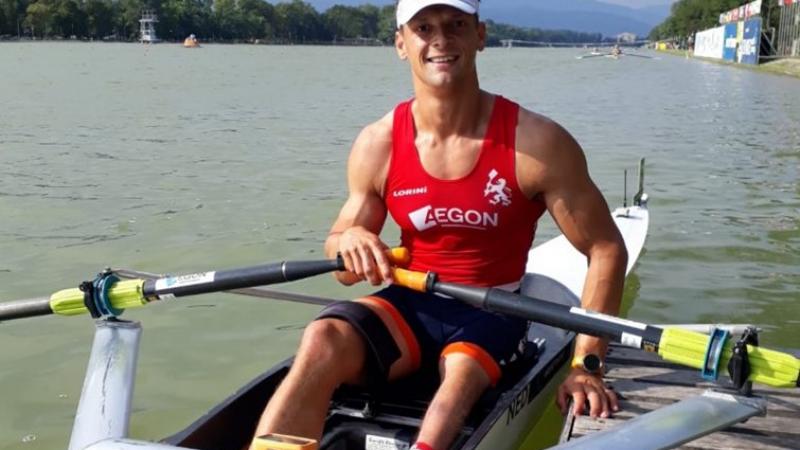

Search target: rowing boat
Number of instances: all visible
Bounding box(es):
[3,158,797,449]
[164,290,567,450]
[576,52,656,60]
[160,166,650,450]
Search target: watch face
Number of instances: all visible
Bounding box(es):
[583,354,602,372]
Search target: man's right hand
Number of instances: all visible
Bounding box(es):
[335,226,394,286]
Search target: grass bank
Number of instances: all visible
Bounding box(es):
[656,49,800,80]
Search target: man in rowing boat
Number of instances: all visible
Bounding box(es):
[252,0,627,448]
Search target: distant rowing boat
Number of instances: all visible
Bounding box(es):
[184,34,200,48]
[577,51,658,60]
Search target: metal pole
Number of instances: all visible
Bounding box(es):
[68,319,142,450]
[795,4,800,57]
[784,5,790,55]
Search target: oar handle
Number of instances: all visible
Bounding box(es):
[386,247,411,265]
[391,267,431,292]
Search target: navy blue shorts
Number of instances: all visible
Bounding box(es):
[365,284,529,384]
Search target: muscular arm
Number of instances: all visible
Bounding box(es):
[325,113,395,286]
[516,110,627,416]
[517,111,627,338]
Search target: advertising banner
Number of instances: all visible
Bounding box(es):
[738,18,762,64]
[720,0,762,24]
[723,23,739,61]
[694,26,726,59]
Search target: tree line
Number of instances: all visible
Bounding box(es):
[0,0,604,44]
[649,0,781,42]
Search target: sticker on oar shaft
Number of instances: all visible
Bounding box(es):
[568,306,664,350]
[154,272,216,299]
[569,307,647,330]
[620,332,643,349]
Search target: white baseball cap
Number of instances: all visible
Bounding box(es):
[396,0,480,28]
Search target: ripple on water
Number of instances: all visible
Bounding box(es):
[651,245,799,265]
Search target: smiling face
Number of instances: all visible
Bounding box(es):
[395,5,486,92]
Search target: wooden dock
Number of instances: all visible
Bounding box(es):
[560,344,800,449]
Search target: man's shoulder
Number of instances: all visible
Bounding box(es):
[512,104,587,195]
[515,105,576,158]
[516,105,566,138]
[348,109,395,180]
[360,110,394,143]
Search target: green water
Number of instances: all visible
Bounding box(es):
[0,43,798,448]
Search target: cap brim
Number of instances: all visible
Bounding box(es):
[396,0,478,28]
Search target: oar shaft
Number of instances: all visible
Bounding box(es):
[2,248,410,321]
[49,258,348,316]
[115,268,339,306]
[434,280,664,350]
[141,247,410,300]
[0,296,53,320]
[390,268,800,389]
[142,258,344,300]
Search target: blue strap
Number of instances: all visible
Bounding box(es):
[702,327,730,381]
[80,270,123,319]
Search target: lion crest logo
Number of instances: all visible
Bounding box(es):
[484,169,512,207]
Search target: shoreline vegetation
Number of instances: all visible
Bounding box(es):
[649,1,784,44]
[658,48,800,79]
[0,0,611,47]
[0,34,622,47]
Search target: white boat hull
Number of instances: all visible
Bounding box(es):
[526,203,650,298]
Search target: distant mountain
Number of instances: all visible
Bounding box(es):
[295,0,674,37]
[298,0,393,11]
[479,0,671,37]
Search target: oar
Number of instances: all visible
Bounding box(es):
[391,268,800,389]
[114,268,339,306]
[576,53,609,60]
[0,248,409,322]
[624,53,655,59]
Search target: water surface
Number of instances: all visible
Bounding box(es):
[1,43,798,448]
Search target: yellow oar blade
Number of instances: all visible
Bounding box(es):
[659,327,800,388]
[49,279,147,317]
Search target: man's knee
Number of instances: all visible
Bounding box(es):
[441,343,498,388]
[425,355,492,424]
[298,318,365,368]
[314,300,403,386]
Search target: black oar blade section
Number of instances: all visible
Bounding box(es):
[432,281,663,350]
[144,257,345,299]
[484,288,626,339]
[282,258,344,282]
[433,282,488,308]
[0,297,53,321]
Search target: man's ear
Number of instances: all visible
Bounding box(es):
[395,29,408,60]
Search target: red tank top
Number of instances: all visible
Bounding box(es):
[385,96,546,287]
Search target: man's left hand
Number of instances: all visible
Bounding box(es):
[556,368,619,418]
